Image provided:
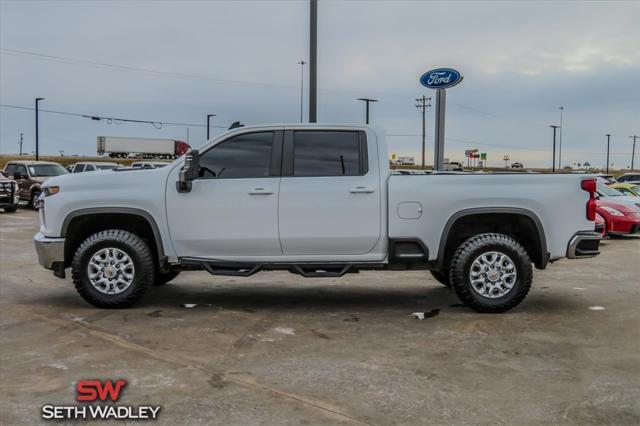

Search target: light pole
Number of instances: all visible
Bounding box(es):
[630,135,638,170]
[357,98,378,125]
[35,97,45,160]
[298,61,306,122]
[503,155,510,168]
[558,106,564,169]
[415,96,431,169]
[550,125,559,172]
[206,114,216,140]
[606,134,611,174]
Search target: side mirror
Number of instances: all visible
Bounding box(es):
[176,149,200,193]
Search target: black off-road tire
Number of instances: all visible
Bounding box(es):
[449,233,532,313]
[154,270,181,286]
[72,230,156,308]
[430,269,451,287]
[3,206,18,213]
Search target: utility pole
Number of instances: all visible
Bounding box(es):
[606,134,611,174]
[35,97,45,160]
[503,155,510,168]
[298,61,306,122]
[206,114,216,140]
[309,0,317,123]
[357,98,378,125]
[630,135,638,170]
[558,106,564,169]
[550,125,559,172]
[19,132,24,156]
[415,96,431,169]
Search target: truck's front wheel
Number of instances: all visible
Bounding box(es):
[449,233,532,313]
[72,230,155,308]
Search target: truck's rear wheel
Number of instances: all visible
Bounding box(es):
[72,230,155,308]
[449,233,532,313]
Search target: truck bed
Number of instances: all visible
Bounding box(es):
[388,173,594,261]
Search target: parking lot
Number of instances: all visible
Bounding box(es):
[1,209,639,425]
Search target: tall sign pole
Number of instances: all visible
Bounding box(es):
[433,89,447,170]
[419,68,463,171]
[309,0,317,123]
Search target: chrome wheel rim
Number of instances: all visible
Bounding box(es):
[469,251,517,298]
[87,248,135,294]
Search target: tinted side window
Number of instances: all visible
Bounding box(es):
[293,131,363,177]
[199,132,274,179]
[73,165,85,173]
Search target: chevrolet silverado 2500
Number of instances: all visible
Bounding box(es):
[34,125,601,312]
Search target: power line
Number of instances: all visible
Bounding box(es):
[0,48,295,90]
[0,47,508,119]
[0,104,227,129]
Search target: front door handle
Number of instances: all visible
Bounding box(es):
[248,188,273,195]
[349,186,375,194]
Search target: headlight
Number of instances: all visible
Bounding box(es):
[43,186,60,196]
[601,206,624,217]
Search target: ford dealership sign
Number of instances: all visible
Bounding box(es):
[419,68,463,89]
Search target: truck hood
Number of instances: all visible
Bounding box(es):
[30,176,51,184]
[43,166,172,192]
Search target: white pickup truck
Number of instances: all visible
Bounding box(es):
[34,125,601,312]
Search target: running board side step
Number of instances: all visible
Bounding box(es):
[179,258,360,278]
[289,264,354,278]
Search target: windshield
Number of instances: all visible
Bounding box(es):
[597,183,624,197]
[28,164,68,177]
[96,165,117,170]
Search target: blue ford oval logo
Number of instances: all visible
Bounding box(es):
[419,68,463,89]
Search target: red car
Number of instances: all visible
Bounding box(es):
[596,199,640,236]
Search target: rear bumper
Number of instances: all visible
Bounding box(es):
[34,232,65,269]
[566,231,601,259]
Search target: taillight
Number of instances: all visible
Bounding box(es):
[581,179,596,221]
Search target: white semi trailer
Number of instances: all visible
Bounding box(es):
[97,136,190,159]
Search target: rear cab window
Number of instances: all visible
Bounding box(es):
[286,130,368,177]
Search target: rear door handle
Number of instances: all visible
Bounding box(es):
[248,187,273,195]
[350,186,375,194]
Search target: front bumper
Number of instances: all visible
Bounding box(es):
[0,193,19,208]
[566,231,601,259]
[34,232,65,269]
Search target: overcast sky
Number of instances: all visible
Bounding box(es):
[1,0,639,168]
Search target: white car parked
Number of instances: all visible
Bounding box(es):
[34,125,601,312]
